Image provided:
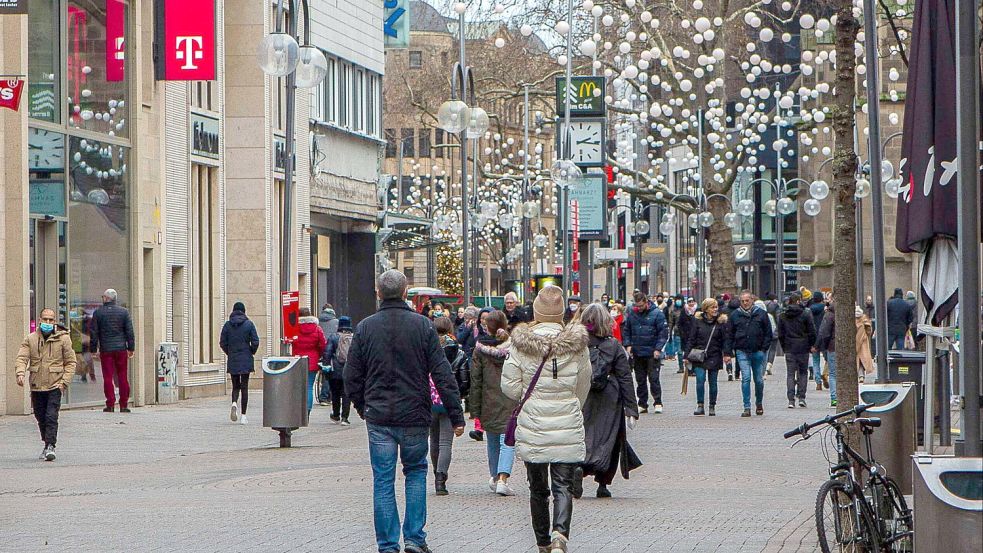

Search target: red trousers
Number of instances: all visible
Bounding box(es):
[100,350,131,409]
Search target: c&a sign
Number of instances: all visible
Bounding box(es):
[154,0,216,80]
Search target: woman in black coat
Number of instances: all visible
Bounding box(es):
[220,301,260,424]
[684,298,732,417]
[575,304,641,499]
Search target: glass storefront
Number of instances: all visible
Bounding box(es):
[28,0,133,406]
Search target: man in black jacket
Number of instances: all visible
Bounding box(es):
[91,288,135,413]
[730,291,773,417]
[503,292,529,329]
[886,288,913,350]
[344,270,464,553]
[777,293,817,409]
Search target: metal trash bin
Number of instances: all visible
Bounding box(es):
[885,350,948,446]
[860,383,917,492]
[912,455,983,553]
[262,356,309,447]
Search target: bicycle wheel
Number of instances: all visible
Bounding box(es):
[878,477,913,552]
[816,479,876,553]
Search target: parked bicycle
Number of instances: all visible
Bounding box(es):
[784,403,913,553]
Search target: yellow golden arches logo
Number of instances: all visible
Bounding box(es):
[578,81,597,98]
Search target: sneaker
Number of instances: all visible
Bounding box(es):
[596,484,612,498]
[693,405,705,416]
[708,405,716,417]
[230,402,239,422]
[830,400,838,408]
[404,544,432,553]
[799,399,807,408]
[639,407,649,414]
[119,408,131,413]
[239,414,248,425]
[654,404,663,414]
[756,404,764,416]
[788,401,795,409]
[741,408,752,417]
[330,414,341,424]
[318,401,330,406]
[103,406,114,413]
[496,480,516,496]
[44,445,56,462]
[766,363,773,375]
[549,531,568,553]
[38,446,47,460]
[340,419,351,426]
[489,477,498,493]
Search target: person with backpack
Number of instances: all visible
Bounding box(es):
[323,316,354,425]
[317,304,339,406]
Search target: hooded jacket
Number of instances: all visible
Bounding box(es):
[220,310,260,375]
[729,305,773,353]
[469,335,515,434]
[318,308,339,337]
[501,322,592,464]
[15,326,76,392]
[816,304,836,353]
[623,301,669,357]
[292,316,327,372]
[777,304,817,355]
[344,299,464,428]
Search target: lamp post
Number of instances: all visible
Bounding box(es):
[628,199,655,292]
[436,5,490,307]
[257,0,327,354]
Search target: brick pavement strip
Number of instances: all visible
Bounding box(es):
[0,358,836,552]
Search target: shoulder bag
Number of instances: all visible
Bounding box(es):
[504,345,554,447]
[686,323,716,365]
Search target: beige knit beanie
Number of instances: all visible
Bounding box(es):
[533,285,565,324]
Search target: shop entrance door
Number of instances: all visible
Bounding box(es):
[30,219,68,326]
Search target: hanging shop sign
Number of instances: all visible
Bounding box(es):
[106,0,126,81]
[555,76,606,117]
[563,174,607,241]
[0,0,28,14]
[0,79,25,111]
[383,0,410,49]
[154,0,217,81]
[190,112,220,163]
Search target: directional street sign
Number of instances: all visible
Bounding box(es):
[784,264,812,271]
[555,76,605,117]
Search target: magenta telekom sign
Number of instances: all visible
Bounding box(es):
[154,0,216,80]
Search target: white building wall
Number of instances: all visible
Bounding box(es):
[309,0,386,75]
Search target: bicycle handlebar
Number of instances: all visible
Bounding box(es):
[783,402,875,440]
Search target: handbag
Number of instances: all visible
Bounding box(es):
[504,346,554,447]
[686,323,716,365]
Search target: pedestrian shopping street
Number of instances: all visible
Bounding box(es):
[1,358,832,553]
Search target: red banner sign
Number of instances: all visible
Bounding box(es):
[105,0,126,82]
[281,291,300,343]
[0,79,25,111]
[154,0,216,81]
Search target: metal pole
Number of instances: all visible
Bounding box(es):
[457,12,471,307]
[522,85,531,300]
[862,0,889,381]
[697,109,705,297]
[634,200,642,290]
[561,0,574,296]
[774,82,785,297]
[279,0,298,355]
[954,0,981,457]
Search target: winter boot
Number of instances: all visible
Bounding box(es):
[434,472,448,496]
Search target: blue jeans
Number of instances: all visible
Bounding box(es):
[737,350,766,410]
[367,424,430,552]
[827,352,838,403]
[665,335,680,358]
[694,367,719,406]
[485,431,516,477]
[306,370,319,413]
[811,351,824,384]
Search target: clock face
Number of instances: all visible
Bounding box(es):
[563,120,604,166]
[29,128,65,172]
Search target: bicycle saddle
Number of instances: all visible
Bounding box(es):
[854,417,882,428]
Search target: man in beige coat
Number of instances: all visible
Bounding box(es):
[16,308,76,461]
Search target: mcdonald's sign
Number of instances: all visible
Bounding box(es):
[555,76,605,117]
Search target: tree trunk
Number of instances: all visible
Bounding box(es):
[831,0,861,441]
[707,194,738,297]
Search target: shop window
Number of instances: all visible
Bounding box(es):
[409,51,423,69]
[67,135,130,318]
[192,165,219,365]
[28,0,62,123]
[67,0,130,138]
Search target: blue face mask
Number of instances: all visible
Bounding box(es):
[675,301,682,307]
[39,323,55,333]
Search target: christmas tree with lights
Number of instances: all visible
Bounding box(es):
[436,245,463,295]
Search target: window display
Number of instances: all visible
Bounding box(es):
[67,0,130,137]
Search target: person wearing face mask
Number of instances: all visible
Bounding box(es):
[609,303,625,343]
[676,298,698,375]
[563,296,582,324]
[16,308,76,461]
[666,297,684,363]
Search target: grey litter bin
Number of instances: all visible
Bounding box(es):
[262,356,309,447]
[912,455,983,553]
[860,383,918,493]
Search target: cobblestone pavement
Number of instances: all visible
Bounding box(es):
[0,358,837,552]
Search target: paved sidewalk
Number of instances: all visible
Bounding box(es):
[0,358,835,552]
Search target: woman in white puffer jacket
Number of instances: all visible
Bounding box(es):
[502,285,592,553]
